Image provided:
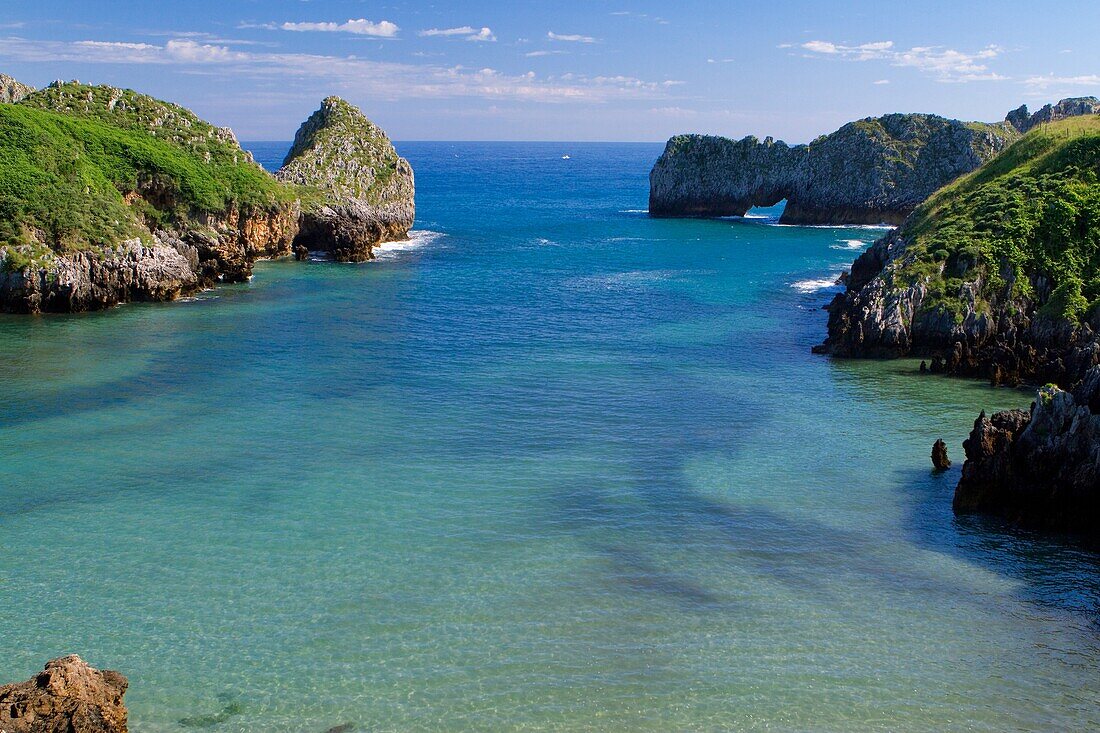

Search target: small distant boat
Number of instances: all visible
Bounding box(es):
[561,155,571,160]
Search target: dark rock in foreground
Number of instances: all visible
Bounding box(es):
[0,656,128,733]
[954,368,1100,537]
[278,97,415,262]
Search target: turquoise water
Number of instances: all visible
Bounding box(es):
[2,142,1099,731]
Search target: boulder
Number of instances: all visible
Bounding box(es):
[931,439,951,471]
[0,656,128,733]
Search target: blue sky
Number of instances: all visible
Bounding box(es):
[0,0,1097,141]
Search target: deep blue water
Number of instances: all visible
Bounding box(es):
[0,142,1098,731]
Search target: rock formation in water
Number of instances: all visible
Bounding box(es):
[815,113,1100,388]
[650,98,1099,225]
[650,114,1017,224]
[0,655,128,733]
[931,439,951,471]
[0,76,414,313]
[277,97,415,262]
[953,368,1100,536]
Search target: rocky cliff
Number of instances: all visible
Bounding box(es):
[650,113,1018,224]
[815,113,1100,388]
[1006,96,1100,134]
[0,73,33,103]
[0,656,128,733]
[954,368,1100,537]
[0,76,413,313]
[650,98,1100,225]
[277,97,415,262]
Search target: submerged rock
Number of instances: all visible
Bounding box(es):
[278,97,415,262]
[954,369,1100,537]
[0,655,128,733]
[932,439,951,471]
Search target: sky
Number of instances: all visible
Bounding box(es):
[0,0,1097,142]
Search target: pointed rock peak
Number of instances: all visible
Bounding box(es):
[278,97,409,203]
[0,72,34,103]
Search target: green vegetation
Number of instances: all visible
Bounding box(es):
[278,96,407,207]
[0,85,295,272]
[898,115,1100,322]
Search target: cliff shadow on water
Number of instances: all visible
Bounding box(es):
[822,354,1100,626]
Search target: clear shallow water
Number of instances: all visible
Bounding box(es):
[1,142,1099,732]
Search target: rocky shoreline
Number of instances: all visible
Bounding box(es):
[0,77,414,314]
[813,109,1100,539]
[954,369,1100,540]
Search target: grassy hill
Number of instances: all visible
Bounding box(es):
[0,83,294,272]
[897,115,1100,323]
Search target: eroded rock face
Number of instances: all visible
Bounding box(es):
[278,97,415,262]
[0,655,128,733]
[813,229,1100,388]
[1007,96,1100,134]
[954,371,1100,537]
[649,113,1017,224]
[0,73,34,103]
[0,77,302,314]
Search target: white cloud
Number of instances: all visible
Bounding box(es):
[526,50,566,57]
[1022,73,1100,89]
[0,36,674,104]
[419,26,496,42]
[873,79,890,85]
[279,19,399,38]
[797,39,1006,82]
[548,31,596,43]
[165,39,249,63]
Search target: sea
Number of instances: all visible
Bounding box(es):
[1,142,1098,731]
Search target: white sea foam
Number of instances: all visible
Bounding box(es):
[620,209,649,214]
[373,230,446,259]
[790,278,842,294]
[830,239,870,251]
[778,223,894,231]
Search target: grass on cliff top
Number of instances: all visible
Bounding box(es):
[899,114,1100,323]
[0,103,292,271]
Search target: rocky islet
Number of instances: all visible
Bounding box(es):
[0,76,415,313]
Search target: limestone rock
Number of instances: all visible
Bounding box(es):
[278,97,414,262]
[649,113,1017,224]
[1007,96,1100,134]
[0,655,128,733]
[0,73,34,103]
[932,439,951,471]
[953,370,1100,537]
[0,81,301,313]
[814,113,1100,389]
